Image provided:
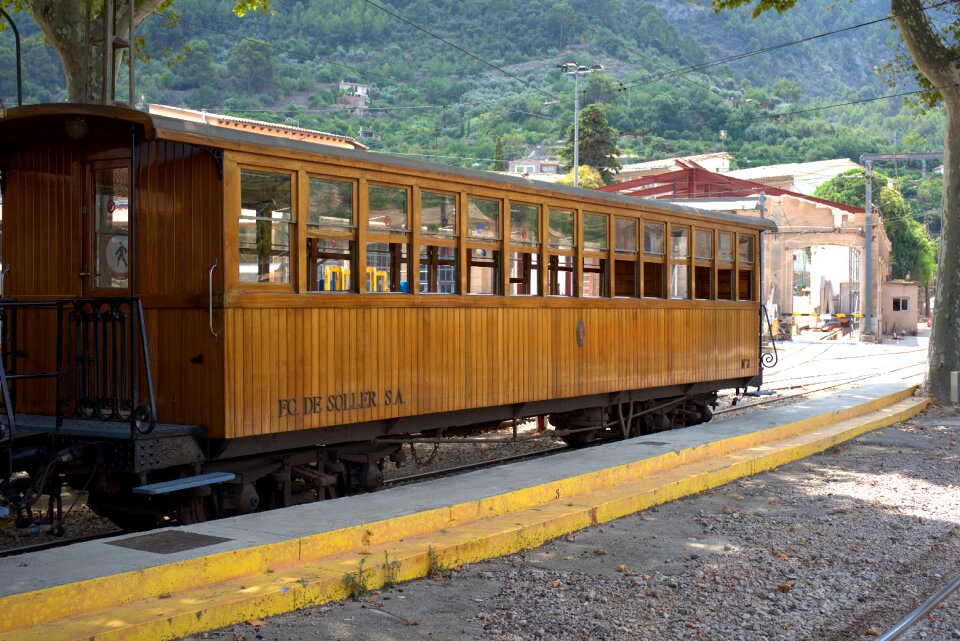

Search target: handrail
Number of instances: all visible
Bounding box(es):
[878,574,960,640]
[760,305,778,369]
[208,258,221,343]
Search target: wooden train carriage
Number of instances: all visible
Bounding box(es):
[0,104,775,521]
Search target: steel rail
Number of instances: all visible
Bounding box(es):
[877,574,960,641]
[717,361,927,416]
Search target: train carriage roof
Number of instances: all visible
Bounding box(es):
[0,104,776,232]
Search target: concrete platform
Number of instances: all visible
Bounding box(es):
[0,382,929,641]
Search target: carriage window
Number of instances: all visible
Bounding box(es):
[307,238,353,292]
[582,213,608,297]
[583,213,607,251]
[644,222,664,255]
[239,169,293,285]
[92,166,130,289]
[738,234,755,264]
[643,222,665,298]
[548,209,574,249]
[307,177,355,292]
[308,177,353,228]
[510,203,540,245]
[695,229,713,260]
[420,245,457,293]
[548,208,575,296]
[717,231,735,300]
[467,198,501,295]
[548,254,575,296]
[670,226,690,299]
[367,242,409,292]
[718,231,735,262]
[368,184,408,232]
[738,233,755,301]
[509,252,539,296]
[583,257,607,297]
[694,229,714,300]
[615,217,638,297]
[469,248,500,294]
[421,191,457,236]
[468,198,500,239]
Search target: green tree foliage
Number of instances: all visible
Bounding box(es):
[226,38,276,93]
[814,169,936,286]
[492,138,506,171]
[559,104,621,183]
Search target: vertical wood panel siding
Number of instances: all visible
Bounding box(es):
[221,305,758,439]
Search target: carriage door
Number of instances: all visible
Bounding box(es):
[74,160,145,425]
[84,162,131,294]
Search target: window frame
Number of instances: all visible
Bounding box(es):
[547,206,576,297]
[642,219,666,299]
[236,164,297,292]
[365,181,412,294]
[305,174,357,293]
[466,195,503,295]
[581,212,609,298]
[614,215,639,298]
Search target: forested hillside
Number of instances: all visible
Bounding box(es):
[0,0,946,174]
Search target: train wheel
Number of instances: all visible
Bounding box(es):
[176,494,210,525]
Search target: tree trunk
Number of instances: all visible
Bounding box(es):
[927,98,960,401]
[891,0,960,403]
[31,0,164,103]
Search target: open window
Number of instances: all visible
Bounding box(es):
[366,184,411,293]
[717,231,735,300]
[467,197,501,294]
[306,176,355,292]
[643,221,665,298]
[738,233,755,301]
[419,190,458,293]
[238,168,294,286]
[693,228,714,300]
[582,213,608,297]
[614,217,638,297]
[509,202,540,296]
[547,208,575,296]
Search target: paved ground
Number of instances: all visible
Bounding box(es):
[188,403,960,641]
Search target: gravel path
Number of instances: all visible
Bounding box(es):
[185,404,960,641]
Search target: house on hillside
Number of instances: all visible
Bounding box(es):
[505,146,562,182]
[338,81,370,115]
[598,160,894,339]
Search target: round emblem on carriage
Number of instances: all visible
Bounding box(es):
[576,319,585,348]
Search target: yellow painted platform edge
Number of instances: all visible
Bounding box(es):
[6,396,929,641]
[0,385,919,633]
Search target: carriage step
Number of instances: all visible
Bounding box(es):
[132,472,236,495]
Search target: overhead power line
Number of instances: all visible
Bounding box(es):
[361,0,558,101]
[612,0,954,95]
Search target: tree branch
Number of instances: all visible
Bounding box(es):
[891,0,955,90]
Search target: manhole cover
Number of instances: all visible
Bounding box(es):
[635,440,669,446]
[107,530,231,555]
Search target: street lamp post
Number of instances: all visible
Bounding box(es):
[557,62,604,188]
